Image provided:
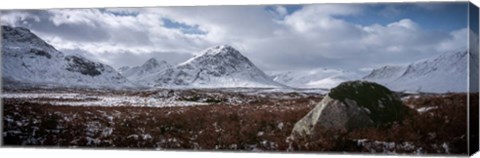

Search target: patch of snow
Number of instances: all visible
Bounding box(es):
[442,142,450,154]
[142,134,152,140]
[417,106,438,113]
[101,128,113,137]
[86,137,101,145]
[362,107,371,114]
[1,92,209,107]
[127,134,139,140]
[277,122,284,130]
[257,131,264,137]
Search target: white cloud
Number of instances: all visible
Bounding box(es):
[1,11,40,26]
[1,4,468,72]
[283,4,362,33]
[275,6,288,17]
[437,28,468,52]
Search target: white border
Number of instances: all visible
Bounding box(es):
[467,2,470,155]
[0,0,478,158]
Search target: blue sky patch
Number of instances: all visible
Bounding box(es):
[264,5,302,19]
[334,2,468,32]
[162,18,207,35]
[101,8,139,17]
[283,5,303,14]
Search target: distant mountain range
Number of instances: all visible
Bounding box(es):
[119,45,285,88]
[267,68,361,89]
[118,58,173,85]
[1,25,136,89]
[363,48,475,93]
[1,25,474,92]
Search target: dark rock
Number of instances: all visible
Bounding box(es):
[30,49,51,59]
[291,80,410,138]
[64,55,103,76]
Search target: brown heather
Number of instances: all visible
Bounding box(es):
[2,92,476,155]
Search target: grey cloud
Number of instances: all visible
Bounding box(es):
[104,51,193,68]
[0,5,469,73]
[2,10,111,42]
[62,48,193,69]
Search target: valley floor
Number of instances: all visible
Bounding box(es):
[1,88,476,155]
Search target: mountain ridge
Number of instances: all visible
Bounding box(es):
[119,57,172,82]
[363,48,472,93]
[124,45,286,88]
[1,25,136,89]
[267,68,361,89]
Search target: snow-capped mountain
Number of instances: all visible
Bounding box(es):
[363,48,473,93]
[118,66,131,72]
[119,58,172,82]
[1,25,135,89]
[267,68,362,89]
[361,65,407,84]
[130,45,285,88]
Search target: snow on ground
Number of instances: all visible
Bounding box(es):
[163,87,329,94]
[1,87,325,107]
[1,93,80,99]
[355,139,450,154]
[416,106,438,113]
[1,92,208,107]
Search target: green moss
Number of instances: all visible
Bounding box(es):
[328,80,409,126]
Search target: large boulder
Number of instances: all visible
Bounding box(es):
[291,80,409,138]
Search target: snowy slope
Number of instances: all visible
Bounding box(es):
[118,66,131,72]
[1,25,135,89]
[119,58,172,82]
[361,65,407,84]
[131,45,285,88]
[363,49,471,93]
[267,68,361,89]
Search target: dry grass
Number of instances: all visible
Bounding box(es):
[290,93,473,154]
[2,91,474,155]
[2,92,321,151]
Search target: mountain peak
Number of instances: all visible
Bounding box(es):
[180,44,248,66]
[2,25,57,52]
[201,44,240,56]
[2,25,32,36]
[143,58,159,67]
[2,25,133,88]
[3,25,40,43]
[120,58,172,81]
[147,45,284,88]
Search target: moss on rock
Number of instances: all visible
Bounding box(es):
[328,80,409,126]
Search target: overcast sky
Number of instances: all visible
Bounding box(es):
[0,2,469,72]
